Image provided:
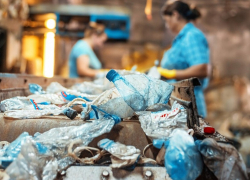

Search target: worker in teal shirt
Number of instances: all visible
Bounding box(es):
[158,1,210,118]
[69,23,107,78]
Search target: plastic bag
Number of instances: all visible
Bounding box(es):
[196,138,248,180]
[164,129,203,180]
[79,87,134,120]
[0,132,30,168]
[106,69,173,111]
[98,138,140,169]
[136,101,188,140]
[5,138,53,180]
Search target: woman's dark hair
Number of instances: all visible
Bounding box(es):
[84,22,105,37]
[162,0,201,21]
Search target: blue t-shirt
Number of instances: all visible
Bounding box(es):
[69,40,102,78]
[161,23,210,118]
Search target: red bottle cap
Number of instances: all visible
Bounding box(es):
[204,127,215,134]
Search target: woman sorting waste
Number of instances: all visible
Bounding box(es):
[158,0,210,118]
[69,22,108,78]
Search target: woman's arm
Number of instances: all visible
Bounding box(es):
[158,64,208,80]
[77,55,99,77]
[175,64,208,80]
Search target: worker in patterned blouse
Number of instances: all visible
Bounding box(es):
[158,0,210,118]
[69,22,107,78]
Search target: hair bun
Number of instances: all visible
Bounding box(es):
[187,6,201,20]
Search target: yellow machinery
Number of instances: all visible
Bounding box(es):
[122,44,169,73]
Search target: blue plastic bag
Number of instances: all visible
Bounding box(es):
[153,129,203,180]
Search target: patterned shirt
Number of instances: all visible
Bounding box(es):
[161,22,210,118]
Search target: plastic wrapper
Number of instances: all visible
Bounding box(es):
[136,101,188,140]
[98,138,140,168]
[106,69,174,111]
[34,118,115,159]
[164,129,203,180]
[0,97,33,112]
[46,82,97,100]
[3,106,77,120]
[28,93,67,105]
[196,138,248,180]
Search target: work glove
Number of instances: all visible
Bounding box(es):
[157,67,176,79]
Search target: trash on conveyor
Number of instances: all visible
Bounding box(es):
[1,116,117,179]
[0,69,249,180]
[136,101,188,140]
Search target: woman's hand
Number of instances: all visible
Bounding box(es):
[157,64,208,80]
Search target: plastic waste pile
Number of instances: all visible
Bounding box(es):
[0,68,248,180]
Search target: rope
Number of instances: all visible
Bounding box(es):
[66,98,89,107]
[67,139,106,164]
[142,143,153,158]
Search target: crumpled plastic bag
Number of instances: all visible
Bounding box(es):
[5,138,55,180]
[164,129,203,180]
[196,138,248,180]
[136,101,188,140]
[80,87,134,120]
[98,138,140,169]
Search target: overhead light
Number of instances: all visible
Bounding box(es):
[45,19,56,29]
[43,32,55,78]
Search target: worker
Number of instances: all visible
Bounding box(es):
[158,0,210,118]
[69,22,107,78]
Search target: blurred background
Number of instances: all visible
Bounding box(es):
[1,0,250,169]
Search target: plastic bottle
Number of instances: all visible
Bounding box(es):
[147,60,161,79]
[106,69,173,111]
